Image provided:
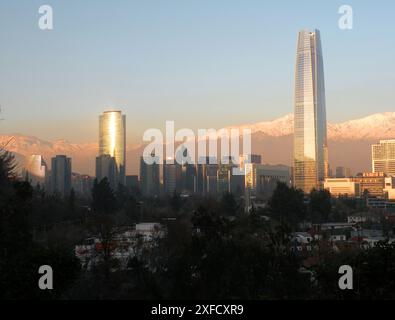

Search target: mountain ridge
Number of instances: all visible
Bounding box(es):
[1,112,394,175]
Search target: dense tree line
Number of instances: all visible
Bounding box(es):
[1,151,395,300]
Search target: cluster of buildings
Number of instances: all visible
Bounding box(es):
[324,140,395,208]
[140,153,291,199]
[22,110,291,200]
[75,223,164,270]
[19,30,395,210]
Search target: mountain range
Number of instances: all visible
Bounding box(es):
[1,112,394,176]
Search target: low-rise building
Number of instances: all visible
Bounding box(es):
[324,178,360,197]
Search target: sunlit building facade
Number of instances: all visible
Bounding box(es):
[293,29,329,193]
[324,178,361,198]
[22,154,47,187]
[372,140,395,177]
[99,110,126,186]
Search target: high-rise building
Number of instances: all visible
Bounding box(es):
[72,173,93,198]
[22,154,47,187]
[372,140,395,176]
[217,157,244,196]
[96,154,117,188]
[293,29,329,193]
[163,158,182,194]
[181,163,196,194]
[245,164,291,199]
[196,156,218,196]
[336,166,352,178]
[50,155,72,197]
[140,154,160,197]
[99,110,126,186]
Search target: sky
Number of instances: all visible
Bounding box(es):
[0,0,394,144]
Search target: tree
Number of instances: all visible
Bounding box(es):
[309,189,331,223]
[267,182,306,227]
[91,178,117,215]
[220,192,238,216]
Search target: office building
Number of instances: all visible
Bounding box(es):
[245,164,291,199]
[352,172,386,198]
[72,173,93,197]
[163,158,182,194]
[324,178,361,197]
[336,166,352,178]
[372,140,395,176]
[99,110,126,186]
[139,154,160,197]
[22,154,47,187]
[196,157,218,196]
[293,29,329,193]
[96,154,117,188]
[50,155,72,197]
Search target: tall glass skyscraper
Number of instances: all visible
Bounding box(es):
[293,30,328,193]
[98,110,126,186]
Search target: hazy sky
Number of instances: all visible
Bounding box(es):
[1,0,394,144]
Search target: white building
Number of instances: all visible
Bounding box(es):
[372,140,395,176]
[384,176,395,200]
[324,178,361,197]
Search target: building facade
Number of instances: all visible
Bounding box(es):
[324,178,361,197]
[99,110,126,186]
[372,140,395,176]
[139,155,160,197]
[96,154,117,188]
[293,29,328,193]
[50,155,72,197]
[22,154,47,187]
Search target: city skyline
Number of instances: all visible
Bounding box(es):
[1,1,395,144]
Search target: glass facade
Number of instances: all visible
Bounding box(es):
[99,111,126,185]
[294,30,328,193]
[372,140,395,176]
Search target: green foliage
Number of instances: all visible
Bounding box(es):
[267,182,306,227]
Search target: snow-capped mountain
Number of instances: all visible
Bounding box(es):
[231,112,395,140]
[1,112,394,175]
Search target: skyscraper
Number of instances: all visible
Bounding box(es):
[22,154,47,187]
[99,110,126,186]
[96,154,117,188]
[140,154,160,197]
[293,29,328,193]
[372,140,395,176]
[163,158,182,194]
[196,156,218,196]
[50,155,72,197]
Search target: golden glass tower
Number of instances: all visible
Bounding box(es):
[293,30,329,193]
[99,110,126,185]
